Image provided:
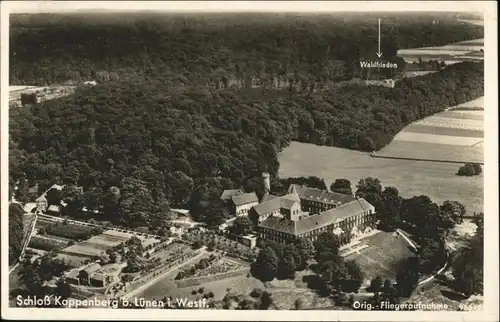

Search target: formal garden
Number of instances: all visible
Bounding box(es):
[182,229,259,262]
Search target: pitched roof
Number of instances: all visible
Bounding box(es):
[288,184,355,205]
[280,198,299,210]
[261,194,279,202]
[82,263,102,275]
[295,198,374,235]
[231,192,259,206]
[36,184,65,201]
[91,273,106,281]
[66,270,79,279]
[252,192,300,216]
[252,197,282,216]
[258,216,297,235]
[258,198,374,236]
[220,189,244,201]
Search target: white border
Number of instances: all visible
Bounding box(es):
[1,1,498,321]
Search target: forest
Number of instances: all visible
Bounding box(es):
[9,13,484,231]
[9,61,484,230]
[10,13,483,86]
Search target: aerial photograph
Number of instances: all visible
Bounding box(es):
[5,4,487,316]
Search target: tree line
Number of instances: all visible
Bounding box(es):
[9,62,483,228]
[10,13,483,86]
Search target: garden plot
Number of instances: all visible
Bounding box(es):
[56,254,89,267]
[61,243,106,257]
[191,257,247,278]
[86,230,132,247]
[28,235,68,251]
[151,243,192,261]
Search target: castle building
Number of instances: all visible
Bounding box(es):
[253,185,376,246]
[229,192,259,217]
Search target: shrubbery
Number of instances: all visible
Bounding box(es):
[457,163,482,176]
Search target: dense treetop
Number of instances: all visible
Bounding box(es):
[9,14,484,229]
[10,13,483,85]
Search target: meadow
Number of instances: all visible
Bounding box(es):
[398,37,484,63]
[278,141,483,215]
[344,231,414,280]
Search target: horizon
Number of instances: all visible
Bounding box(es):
[2,1,486,15]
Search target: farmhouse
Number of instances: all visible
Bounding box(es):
[229,192,259,217]
[220,189,245,202]
[35,184,65,212]
[65,262,117,288]
[252,184,376,246]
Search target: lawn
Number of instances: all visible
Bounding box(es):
[344,231,415,281]
[278,141,484,215]
[375,140,483,163]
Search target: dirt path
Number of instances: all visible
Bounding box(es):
[122,249,207,300]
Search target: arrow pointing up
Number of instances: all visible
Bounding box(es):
[376,18,383,58]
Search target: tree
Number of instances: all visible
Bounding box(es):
[440,200,466,225]
[356,177,382,196]
[230,216,253,236]
[330,179,352,195]
[314,232,340,263]
[118,177,156,227]
[401,195,440,236]
[379,186,402,230]
[318,258,348,291]
[343,260,364,293]
[252,247,279,282]
[452,220,483,297]
[278,245,297,279]
[46,187,62,207]
[258,291,274,310]
[293,298,303,310]
[9,203,25,264]
[55,280,72,301]
[292,237,314,270]
[395,257,420,297]
[457,163,482,176]
[368,275,383,293]
[418,237,446,274]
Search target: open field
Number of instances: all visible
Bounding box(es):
[375,97,484,164]
[374,141,483,164]
[344,231,414,280]
[398,38,484,62]
[278,142,483,214]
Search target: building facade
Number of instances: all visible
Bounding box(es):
[256,185,376,246]
[229,192,259,217]
[65,263,115,288]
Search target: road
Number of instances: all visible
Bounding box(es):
[122,248,208,300]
